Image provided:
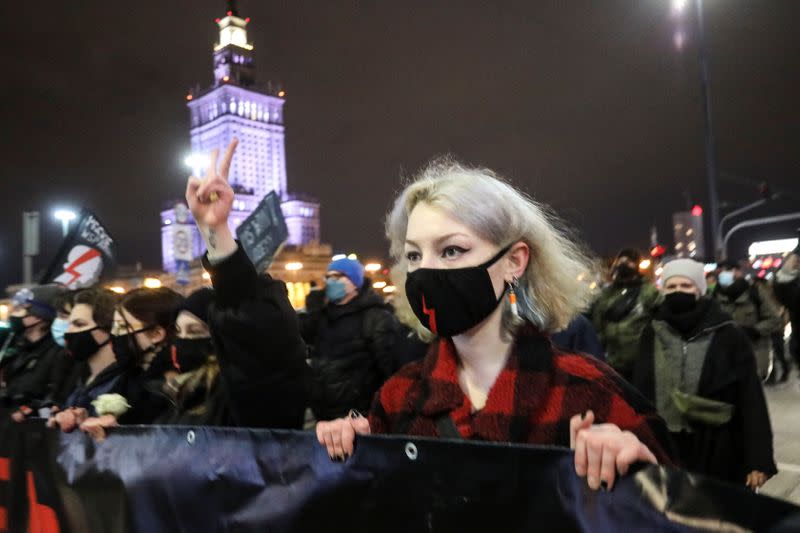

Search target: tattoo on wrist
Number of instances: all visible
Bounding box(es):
[207,228,217,251]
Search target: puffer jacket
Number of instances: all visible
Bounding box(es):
[304,286,399,421]
[0,333,73,409]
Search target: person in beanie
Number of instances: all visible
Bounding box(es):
[633,258,776,489]
[302,256,400,421]
[591,248,661,380]
[0,284,72,410]
[713,259,782,380]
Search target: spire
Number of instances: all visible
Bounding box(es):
[226,0,239,17]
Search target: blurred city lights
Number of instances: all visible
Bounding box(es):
[639,259,652,270]
[285,262,303,271]
[672,0,687,14]
[331,254,346,261]
[108,286,126,294]
[347,253,358,260]
[184,153,210,176]
[143,278,162,289]
[373,281,387,289]
[382,285,396,294]
[202,271,211,281]
[364,263,382,272]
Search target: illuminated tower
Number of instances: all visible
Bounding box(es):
[161,0,320,272]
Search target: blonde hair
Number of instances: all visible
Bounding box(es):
[385,159,596,337]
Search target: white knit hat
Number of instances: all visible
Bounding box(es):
[661,258,708,296]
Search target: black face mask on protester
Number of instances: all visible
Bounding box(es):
[174,338,213,373]
[664,291,699,314]
[614,263,639,279]
[64,328,110,362]
[405,245,510,337]
[111,328,153,368]
[9,315,38,335]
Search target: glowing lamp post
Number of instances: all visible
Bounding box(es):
[53,209,77,237]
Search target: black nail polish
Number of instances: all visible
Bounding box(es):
[349,409,362,419]
[600,480,608,491]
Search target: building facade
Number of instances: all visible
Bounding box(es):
[161,1,320,273]
[672,208,706,259]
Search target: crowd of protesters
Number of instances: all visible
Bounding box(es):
[2,139,798,495]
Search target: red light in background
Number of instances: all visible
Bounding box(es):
[758,269,767,278]
[215,18,221,23]
[691,205,703,217]
[775,258,783,268]
[762,257,774,269]
[222,76,230,82]
[649,245,666,258]
[245,17,251,22]
[186,94,193,101]
[227,11,232,16]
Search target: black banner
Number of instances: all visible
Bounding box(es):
[235,191,288,271]
[39,210,116,289]
[0,413,798,532]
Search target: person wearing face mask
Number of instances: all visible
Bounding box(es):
[591,249,662,381]
[49,288,122,431]
[302,257,400,421]
[713,260,782,380]
[156,287,220,425]
[0,284,71,411]
[317,160,674,493]
[633,258,776,490]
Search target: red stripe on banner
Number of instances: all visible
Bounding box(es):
[61,247,101,287]
[0,458,8,481]
[26,472,59,533]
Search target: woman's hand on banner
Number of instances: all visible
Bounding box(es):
[316,410,371,461]
[80,414,119,442]
[49,407,88,433]
[570,410,658,491]
[186,138,239,260]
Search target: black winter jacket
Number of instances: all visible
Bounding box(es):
[303,287,399,420]
[0,333,73,409]
[158,245,309,428]
[633,298,777,484]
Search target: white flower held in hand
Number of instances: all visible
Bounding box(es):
[91,394,131,418]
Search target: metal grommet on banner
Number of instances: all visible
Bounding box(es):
[405,442,418,461]
[187,430,196,446]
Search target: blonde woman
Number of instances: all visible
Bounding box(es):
[317,160,674,491]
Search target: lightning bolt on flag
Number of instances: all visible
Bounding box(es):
[40,210,116,289]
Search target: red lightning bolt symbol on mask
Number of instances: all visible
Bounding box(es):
[422,294,437,335]
[62,248,102,287]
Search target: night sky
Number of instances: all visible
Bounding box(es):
[1,1,798,289]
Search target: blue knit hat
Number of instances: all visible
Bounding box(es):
[327,258,365,289]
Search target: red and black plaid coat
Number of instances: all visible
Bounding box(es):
[369,325,675,465]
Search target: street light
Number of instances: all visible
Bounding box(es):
[285,262,303,271]
[143,278,162,289]
[53,209,77,237]
[184,153,210,176]
[364,263,382,272]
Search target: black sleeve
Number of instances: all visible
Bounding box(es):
[631,324,656,402]
[774,278,800,314]
[365,308,400,379]
[731,328,778,476]
[203,245,309,429]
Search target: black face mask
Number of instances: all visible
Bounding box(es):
[174,338,214,373]
[664,291,698,314]
[9,315,38,335]
[405,245,510,337]
[64,328,109,362]
[614,263,639,279]
[111,328,152,368]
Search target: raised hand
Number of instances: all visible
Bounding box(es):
[185,138,239,259]
[186,138,238,229]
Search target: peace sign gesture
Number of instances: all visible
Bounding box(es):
[186,138,238,230]
[186,138,239,259]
